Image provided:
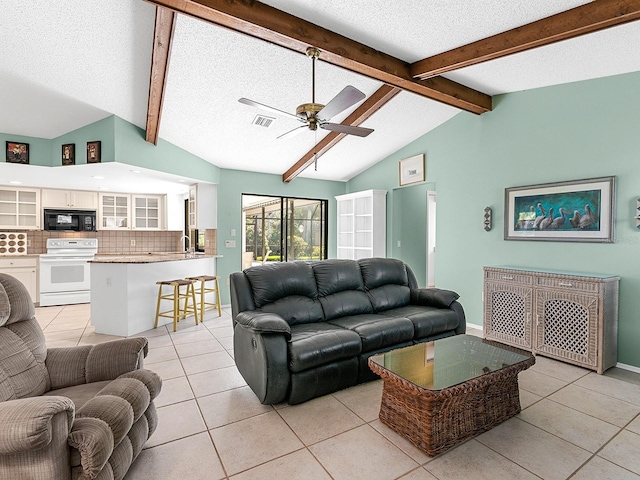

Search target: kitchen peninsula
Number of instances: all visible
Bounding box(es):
[90,253,222,336]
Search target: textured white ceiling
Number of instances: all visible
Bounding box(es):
[1,0,640,191]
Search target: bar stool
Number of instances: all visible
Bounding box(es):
[154,279,199,332]
[185,275,222,320]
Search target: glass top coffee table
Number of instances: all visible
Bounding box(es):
[368,334,535,456]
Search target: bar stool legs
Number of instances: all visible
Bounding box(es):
[185,275,222,321]
[154,279,199,332]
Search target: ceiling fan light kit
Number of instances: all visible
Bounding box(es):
[238,46,374,140]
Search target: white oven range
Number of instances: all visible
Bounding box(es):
[39,238,98,307]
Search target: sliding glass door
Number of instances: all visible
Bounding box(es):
[242,194,327,267]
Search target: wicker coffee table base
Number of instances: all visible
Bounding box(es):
[369,356,535,456]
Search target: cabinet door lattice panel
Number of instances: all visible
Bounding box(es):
[484,283,532,349]
[484,267,619,374]
[536,291,598,368]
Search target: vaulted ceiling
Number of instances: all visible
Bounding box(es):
[2,0,640,189]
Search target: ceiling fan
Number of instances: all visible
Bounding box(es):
[239,47,374,139]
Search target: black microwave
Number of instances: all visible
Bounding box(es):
[43,209,97,232]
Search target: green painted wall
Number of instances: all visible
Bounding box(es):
[1,133,57,167]
[2,116,217,182]
[53,116,116,165]
[216,168,346,303]
[347,70,640,368]
[113,117,219,183]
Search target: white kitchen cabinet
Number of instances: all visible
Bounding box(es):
[335,189,386,259]
[99,193,166,230]
[41,189,98,210]
[483,266,619,374]
[98,193,130,230]
[132,195,165,230]
[188,183,217,230]
[0,257,37,304]
[0,188,40,230]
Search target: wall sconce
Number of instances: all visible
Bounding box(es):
[636,198,640,229]
[483,207,492,231]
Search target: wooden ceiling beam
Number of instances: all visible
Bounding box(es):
[144,0,491,114]
[411,0,640,79]
[282,84,401,183]
[146,6,176,145]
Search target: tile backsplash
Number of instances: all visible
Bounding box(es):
[10,230,217,255]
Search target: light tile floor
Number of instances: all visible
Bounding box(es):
[37,303,640,480]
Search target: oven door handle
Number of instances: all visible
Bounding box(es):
[40,257,92,263]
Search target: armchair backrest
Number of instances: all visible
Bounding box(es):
[0,273,50,401]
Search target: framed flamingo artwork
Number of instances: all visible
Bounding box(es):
[504,176,615,243]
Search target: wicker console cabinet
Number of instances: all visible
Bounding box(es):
[483,266,619,374]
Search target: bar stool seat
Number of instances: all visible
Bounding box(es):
[154,278,199,332]
[185,275,222,320]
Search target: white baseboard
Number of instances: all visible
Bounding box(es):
[466,322,483,331]
[615,362,640,373]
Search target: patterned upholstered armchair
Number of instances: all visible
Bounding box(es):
[0,273,162,480]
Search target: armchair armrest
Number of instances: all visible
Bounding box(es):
[68,417,114,478]
[235,311,291,340]
[410,287,460,309]
[47,337,148,389]
[0,396,74,454]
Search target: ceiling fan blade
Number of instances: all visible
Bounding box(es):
[321,123,374,137]
[238,98,303,122]
[317,86,366,121]
[277,124,308,140]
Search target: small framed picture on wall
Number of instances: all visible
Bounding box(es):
[399,154,425,186]
[87,141,101,163]
[6,141,29,164]
[62,144,75,165]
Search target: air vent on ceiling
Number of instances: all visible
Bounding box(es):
[252,115,275,128]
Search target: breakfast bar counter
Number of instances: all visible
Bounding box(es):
[90,253,222,336]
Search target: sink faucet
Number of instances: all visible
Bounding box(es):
[180,235,191,251]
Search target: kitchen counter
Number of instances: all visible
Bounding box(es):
[90,253,221,336]
[91,252,221,264]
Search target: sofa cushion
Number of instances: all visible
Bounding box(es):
[359,258,408,290]
[381,305,460,340]
[260,297,324,326]
[366,284,411,313]
[288,323,362,373]
[328,314,414,352]
[358,258,411,312]
[313,259,373,320]
[44,380,111,409]
[245,262,318,308]
[313,259,364,296]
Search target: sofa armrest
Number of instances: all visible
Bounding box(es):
[411,288,460,309]
[0,396,74,454]
[235,311,291,340]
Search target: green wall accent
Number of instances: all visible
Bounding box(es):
[216,168,347,304]
[2,116,217,182]
[1,133,57,167]
[348,70,640,369]
[113,117,219,183]
[53,116,116,165]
